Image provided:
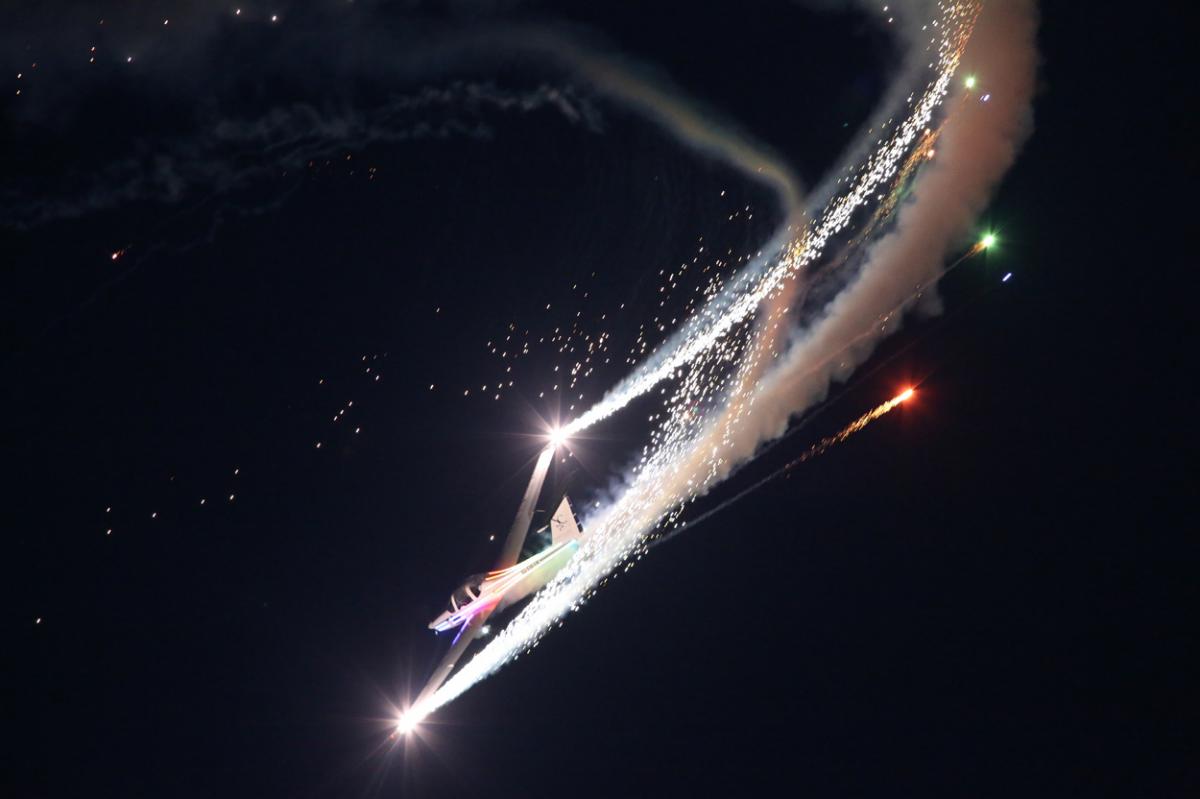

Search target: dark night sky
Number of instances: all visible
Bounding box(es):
[3,3,1195,797]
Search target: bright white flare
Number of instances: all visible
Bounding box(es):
[394,709,425,736]
[548,427,568,449]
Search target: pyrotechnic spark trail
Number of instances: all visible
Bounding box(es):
[405,0,1037,727]
[653,388,914,547]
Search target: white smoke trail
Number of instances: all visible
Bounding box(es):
[518,31,805,217]
[490,29,809,313]
[414,0,1035,720]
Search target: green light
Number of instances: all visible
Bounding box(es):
[965,75,977,90]
[981,233,997,248]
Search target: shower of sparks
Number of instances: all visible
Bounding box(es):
[416,1,983,718]
[817,387,913,451]
[460,232,755,410]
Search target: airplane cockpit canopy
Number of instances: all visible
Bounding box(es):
[448,574,486,613]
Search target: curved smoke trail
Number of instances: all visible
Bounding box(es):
[513,29,805,217]
[416,0,1036,720]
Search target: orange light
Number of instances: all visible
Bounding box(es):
[897,388,915,402]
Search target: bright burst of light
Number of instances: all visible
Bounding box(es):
[548,427,568,449]
[897,387,915,403]
[981,232,997,248]
[964,74,977,89]
[394,709,424,736]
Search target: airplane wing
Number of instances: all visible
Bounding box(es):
[496,444,556,569]
[412,611,489,711]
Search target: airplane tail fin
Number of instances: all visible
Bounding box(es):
[549,497,582,545]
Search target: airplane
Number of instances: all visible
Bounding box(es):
[405,438,583,720]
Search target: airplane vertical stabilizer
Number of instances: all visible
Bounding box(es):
[549,497,582,545]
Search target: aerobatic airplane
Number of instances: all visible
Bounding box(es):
[406,437,582,717]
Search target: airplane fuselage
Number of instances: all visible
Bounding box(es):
[429,539,579,634]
